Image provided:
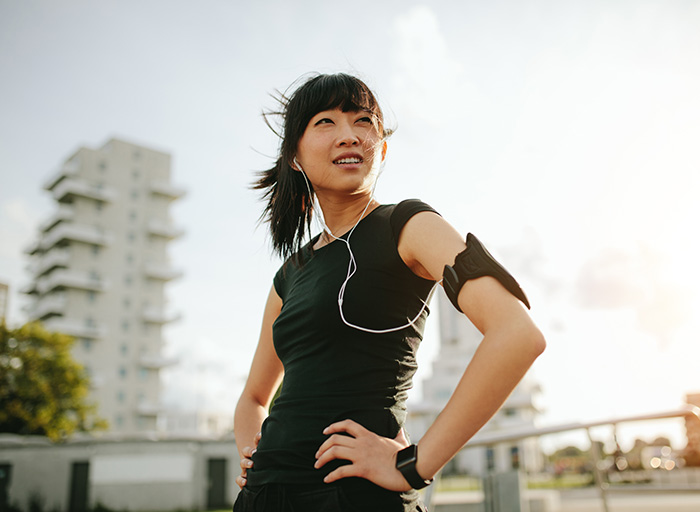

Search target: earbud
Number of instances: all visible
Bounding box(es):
[292,157,303,172]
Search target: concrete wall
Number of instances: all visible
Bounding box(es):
[0,434,240,512]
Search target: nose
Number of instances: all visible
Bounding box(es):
[336,121,360,147]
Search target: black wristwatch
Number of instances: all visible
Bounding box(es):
[395,444,433,489]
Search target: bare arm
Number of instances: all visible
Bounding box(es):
[316,212,545,489]
[399,212,546,481]
[233,285,284,487]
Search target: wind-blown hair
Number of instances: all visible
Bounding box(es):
[253,73,391,263]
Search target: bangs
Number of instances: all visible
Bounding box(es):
[303,74,379,116]
[285,73,384,139]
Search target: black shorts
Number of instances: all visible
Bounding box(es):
[233,482,427,512]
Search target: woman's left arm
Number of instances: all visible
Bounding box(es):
[315,211,546,490]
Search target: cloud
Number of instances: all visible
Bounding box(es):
[574,244,692,345]
[390,5,480,126]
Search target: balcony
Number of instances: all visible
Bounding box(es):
[150,181,186,200]
[43,158,80,191]
[36,269,108,294]
[51,178,117,203]
[139,354,179,369]
[147,219,184,240]
[43,318,107,339]
[143,263,183,281]
[39,205,74,233]
[136,401,163,417]
[30,249,71,277]
[142,307,181,324]
[40,224,112,250]
[27,293,67,321]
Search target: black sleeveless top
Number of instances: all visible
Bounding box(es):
[247,200,438,487]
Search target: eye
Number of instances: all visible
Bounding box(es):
[314,118,334,126]
[356,116,372,124]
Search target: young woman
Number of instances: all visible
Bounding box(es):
[233,73,546,511]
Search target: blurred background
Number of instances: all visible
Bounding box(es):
[1,0,699,484]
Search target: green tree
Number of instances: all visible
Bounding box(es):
[0,321,106,440]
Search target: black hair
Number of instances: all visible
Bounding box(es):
[253,73,391,263]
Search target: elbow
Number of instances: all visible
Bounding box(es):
[528,326,546,359]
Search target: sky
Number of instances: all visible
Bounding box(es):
[1,0,699,451]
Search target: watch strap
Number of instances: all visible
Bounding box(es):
[396,445,433,490]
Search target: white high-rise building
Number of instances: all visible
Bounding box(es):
[408,290,543,475]
[23,138,184,433]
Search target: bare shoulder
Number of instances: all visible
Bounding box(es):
[396,211,467,281]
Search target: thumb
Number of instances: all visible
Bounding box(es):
[395,427,409,446]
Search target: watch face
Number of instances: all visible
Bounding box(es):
[396,445,418,468]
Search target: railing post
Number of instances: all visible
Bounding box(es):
[586,427,610,512]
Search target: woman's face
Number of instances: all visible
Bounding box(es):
[294,108,386,196]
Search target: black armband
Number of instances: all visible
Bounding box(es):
[443,233,531,311]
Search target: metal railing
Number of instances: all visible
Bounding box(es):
[424,404,700,511]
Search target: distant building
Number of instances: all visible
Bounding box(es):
[684,392,700,466]
[0,433,239,512]
[22,138,185,433]
[0,281,8,323]
[407,290,544,475]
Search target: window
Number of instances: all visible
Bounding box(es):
[510,446,520,469]
[127,231,136,242]
[124,274,132,286]
[119,366,127,379]
[120,343,128,356]
[123,297,131,308]
[121,320,129,332]
[92,245,100,257]
[485,448,496,472]
[82,338,92,351]
[87,291,96,303]
[132,169,140,180]
[115,414,124,427]
[95,200,103,212]
[126,253,134,265]
[131,189,139,200]
[140,368,149,380]
[117,390,125,403]
[98,161,107,171]
[129,210,137,222]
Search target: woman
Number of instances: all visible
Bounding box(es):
[233,73,545,511]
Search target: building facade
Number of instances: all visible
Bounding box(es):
[0,434,239,512]
[408,290,544,476]
[22,138,184,433]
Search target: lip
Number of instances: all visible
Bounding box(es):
[332,152,364,166]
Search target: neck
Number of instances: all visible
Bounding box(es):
[315,193,378,238]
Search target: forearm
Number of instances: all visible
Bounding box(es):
[416,326,545,479]
[234,393,268,458]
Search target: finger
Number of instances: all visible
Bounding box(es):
[323,419,368,437]
[236,475,247,489]
[254,432,262,445]
[240,458,253,470]
[242,446,254,458]
[395,427,409,445]
[323,463,359,483]
[314,445,355,469]
[316,433,356,458]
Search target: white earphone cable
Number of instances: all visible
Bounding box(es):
[295,159,440,334]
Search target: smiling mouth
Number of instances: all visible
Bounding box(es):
[333,157,363,164]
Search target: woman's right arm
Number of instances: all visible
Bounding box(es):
[233,285,284,488]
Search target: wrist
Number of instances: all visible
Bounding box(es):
[395,444,433,490]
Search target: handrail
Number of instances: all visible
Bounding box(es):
[423,405,700,512]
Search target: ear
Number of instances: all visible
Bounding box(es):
[381,140,388,162]
[291,157,302,172]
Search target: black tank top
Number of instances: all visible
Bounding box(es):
[248,200,438,486]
